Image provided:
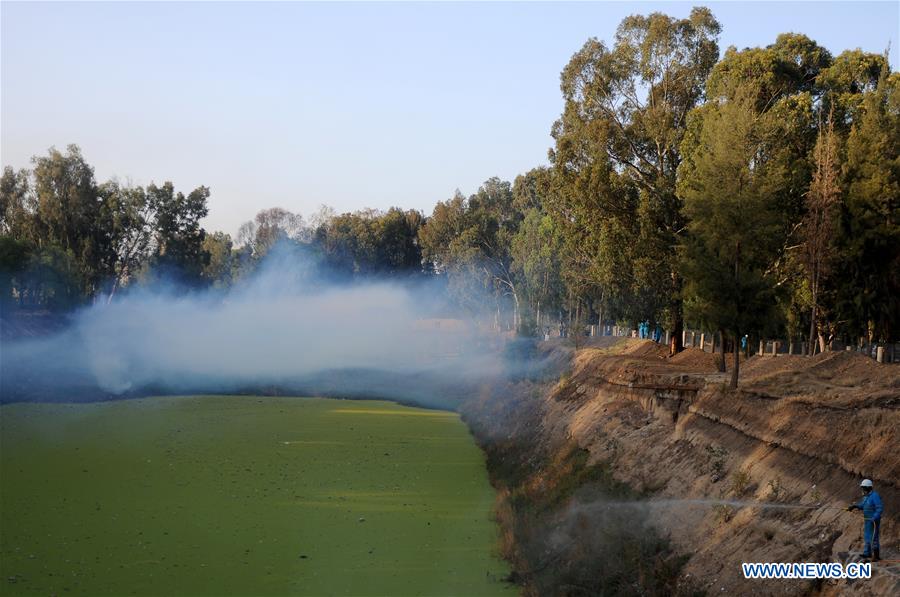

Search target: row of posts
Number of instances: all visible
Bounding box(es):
[552,325,894,364]
[680,329,893,364]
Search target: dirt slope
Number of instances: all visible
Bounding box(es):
[472,339,899,596]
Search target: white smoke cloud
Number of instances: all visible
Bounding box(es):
[2,246,499,404]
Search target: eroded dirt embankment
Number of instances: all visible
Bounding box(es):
[464,338,900,596]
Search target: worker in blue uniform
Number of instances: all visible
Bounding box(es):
[847,478,883,561]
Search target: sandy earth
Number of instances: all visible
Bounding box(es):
[515,338,899,595]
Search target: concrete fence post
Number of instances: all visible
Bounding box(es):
[758,340,764,356]
[700,333,706,352]
[876,346,884,363]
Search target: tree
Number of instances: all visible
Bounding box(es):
[201,231,235,288]
[0,236,31,306]
[835,65,900,345]
[420,179,522,329]
[551,7,722,354]
[369,208,425,275]
[98,180,153,302]
[707,34,832,224]
[511,208,564,334]
[0,167,34,239]
[800,109,840,355]
[30,145,111,296]
[679,85,788,387]
[237,207,306,259]
[817,50,887,125]
[146,182,210,287]
[311,207,424,278]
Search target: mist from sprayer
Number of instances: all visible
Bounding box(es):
[598,498,845,511]
[0,243,510,406]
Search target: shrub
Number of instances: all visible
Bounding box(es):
[730,469,752,496]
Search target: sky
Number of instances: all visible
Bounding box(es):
[2,1,898,236]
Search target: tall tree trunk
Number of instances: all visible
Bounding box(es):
[808,270,818,356]
[670,317,684,356]
[717,329,726,372]
[669,270,684,356]
[574,300,582,350]
[107,277,120,305]
[731,333,740,388]
[512,291,520,334]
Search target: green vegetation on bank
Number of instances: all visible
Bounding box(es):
[0,396,514,596]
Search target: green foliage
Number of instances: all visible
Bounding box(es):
[0,236,31,305]
[705,445,729,483]
[730,468,752,496]
[707,33,831,105]
[818,50,888,122]
[679,84,788,374]
[419,179,521,325]
[237,207,305,260]
[314,207,424,277]
[22,245,84,310]
[550,7,721,338]
[0,167,33,238]
[145,182,211,287]
[201,231,235,288]
[1,145,215,307]
[97,180,154,299]
[833,67,900,342]
[511,205,564,330]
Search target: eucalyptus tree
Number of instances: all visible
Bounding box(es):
[419,179,522,328]
[98,180,153,301]
[0,167,33,238]
[550,7,721,353]
[145,182,210,287]
[201,231,236,288]
[237,207,306,259]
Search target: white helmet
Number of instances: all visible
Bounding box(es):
[860,479,873,488]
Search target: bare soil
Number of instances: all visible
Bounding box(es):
[468,338,900,596]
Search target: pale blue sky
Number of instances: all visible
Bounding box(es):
[2,1,898,235]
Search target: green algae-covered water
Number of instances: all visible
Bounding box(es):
[0,396,514,596]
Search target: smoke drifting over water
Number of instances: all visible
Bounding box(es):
[1,247,500,406]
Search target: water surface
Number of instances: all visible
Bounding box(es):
[0,396,514,596]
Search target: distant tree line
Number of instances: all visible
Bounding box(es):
[2,7,898,385]
[0,145,212,309]
[0,150,430,306]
